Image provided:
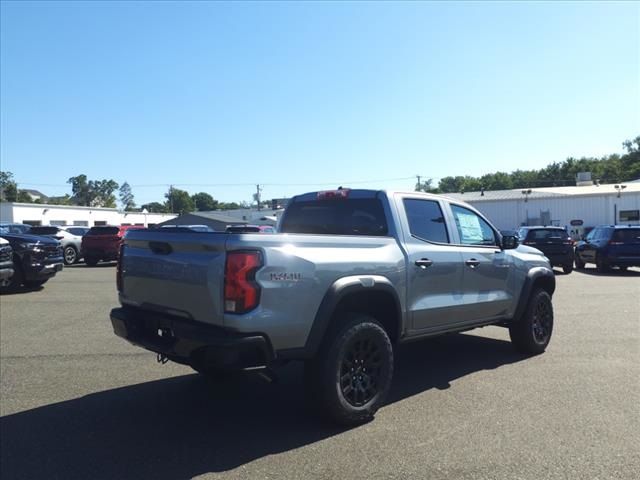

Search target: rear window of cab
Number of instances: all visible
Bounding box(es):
[280,198,389,236]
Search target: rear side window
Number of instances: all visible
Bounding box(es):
[29,227,60,235]
[612,229,640,243]
[87,227,120,236]
[403,199,449,243]
[67,228,87,236]
[280,199,388,236]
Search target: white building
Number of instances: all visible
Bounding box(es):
[446,182,640,238]
[0,202,177,227]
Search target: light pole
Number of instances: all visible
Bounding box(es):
[521,189,532,225]
[614,184,626,198]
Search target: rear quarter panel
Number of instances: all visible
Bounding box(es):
[224,233,406,351]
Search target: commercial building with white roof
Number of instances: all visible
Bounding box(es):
[445,181,640,238]
[0,202,177,228]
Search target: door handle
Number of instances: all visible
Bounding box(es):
[465,258,480,268]
[415,258,433,269]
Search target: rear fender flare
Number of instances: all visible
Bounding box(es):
[303,275,402,357]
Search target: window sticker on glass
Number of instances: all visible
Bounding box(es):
[457,212,484,243]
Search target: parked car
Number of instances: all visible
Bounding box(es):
[0,237,14,288]
[81,225,144,266]
[0,232,63,289]
[225,225,275,233]
[111,188,555,425]
[575,225,640,272]
[28,226,85,265]
[0,223,32,234]
[517,226,575,274]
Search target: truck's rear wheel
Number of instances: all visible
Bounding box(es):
[305,313,394,426]
[509,288,553,355]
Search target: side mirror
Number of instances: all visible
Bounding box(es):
[502,235,519,250]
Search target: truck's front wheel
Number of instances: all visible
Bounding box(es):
[305,314,394,426]
[509,288,553,355]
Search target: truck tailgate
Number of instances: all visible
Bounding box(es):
[120,230,227,326]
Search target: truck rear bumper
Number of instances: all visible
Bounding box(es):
[110,307,274,370]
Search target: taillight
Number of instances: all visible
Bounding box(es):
[317,188,350,200]
[116,244,125,292]
[224,251,262,313]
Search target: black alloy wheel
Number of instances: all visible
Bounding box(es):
[531,296,553,345]
[339,334,385,407]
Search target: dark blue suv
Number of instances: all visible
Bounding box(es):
[575,225,640,272]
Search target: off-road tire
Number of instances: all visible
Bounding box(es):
[85,257,99,267]
[596,254,609,273]
[563,264,573,274]
[574,253,585,269]
[305,313,394,426]
[509,288,553,355]
[4,259,24,291]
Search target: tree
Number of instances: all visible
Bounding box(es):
[165,187,194,214]
[622,135,640,154]
[141,202,168,213]
[0,171,18,202]
[191,192,218,211]
[414,178,435,193]
[68,174,93,206]
[48,195,72,206]
[68,175,119,207]
[16,190,33,202]
[119,182,136,211]
[92,179,119,207]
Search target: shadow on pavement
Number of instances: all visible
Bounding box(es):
[0,284,44,295]
[1,333,527,480]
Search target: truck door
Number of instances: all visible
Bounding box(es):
[448,204,513,322]
[398,196,466,331]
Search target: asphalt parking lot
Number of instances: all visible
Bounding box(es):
[1,265,639,480]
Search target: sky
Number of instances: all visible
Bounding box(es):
[1,1,639,206]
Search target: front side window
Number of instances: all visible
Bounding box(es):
[403,199,449,243]
[451,205,497,246]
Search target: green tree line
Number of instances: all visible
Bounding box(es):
[416,136,640,194]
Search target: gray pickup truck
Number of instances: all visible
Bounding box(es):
[111,189,555,425]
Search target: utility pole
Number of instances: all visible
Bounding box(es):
[169,184,174,213]
[416,175,422,192]
[256,184,262,211]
